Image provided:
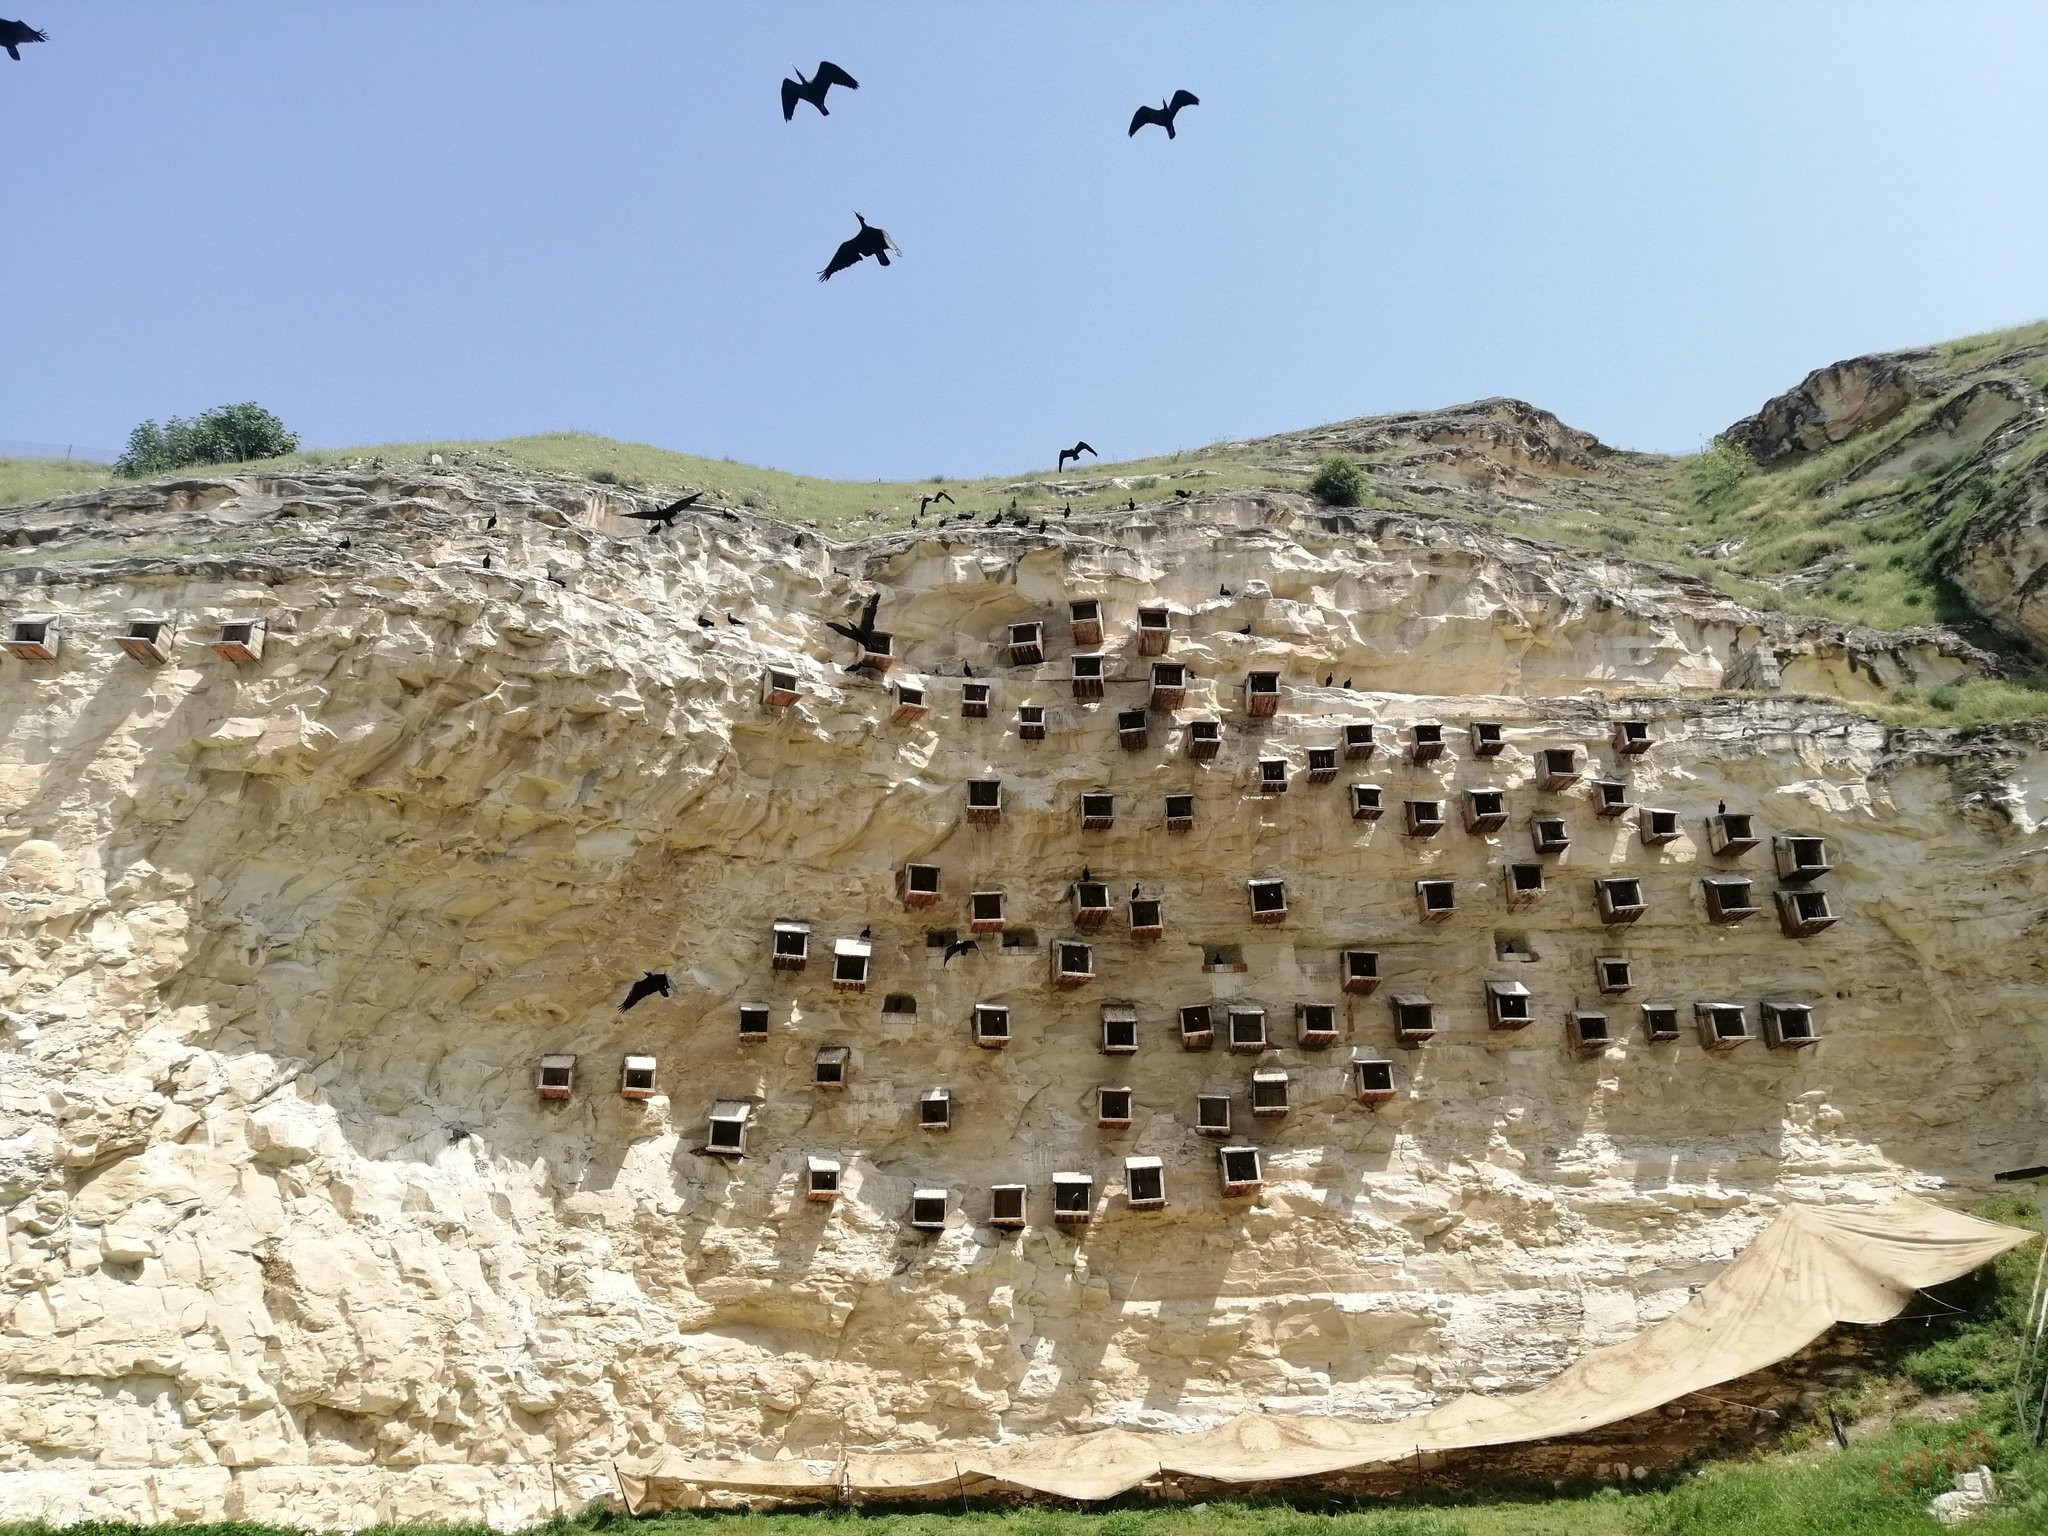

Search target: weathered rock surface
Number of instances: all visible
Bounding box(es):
[0,471,2043,1525]
[1723,354,1938,466]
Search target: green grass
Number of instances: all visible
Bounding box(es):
[0,454,121,508]
[2,435,1292,536]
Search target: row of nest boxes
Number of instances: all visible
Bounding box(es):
[731,945,1783,1035]
[0,615,268,665]
[778,666,1659,762]
[769,874,1840,977]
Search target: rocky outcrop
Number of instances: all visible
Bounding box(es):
[0,471,2043,1525]
[1722,355,1935,466]
[1947,452,2048,649]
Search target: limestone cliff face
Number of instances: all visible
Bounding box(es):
[0,471,2043,1523]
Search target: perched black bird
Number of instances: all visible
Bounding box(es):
[1080,866,1093,883]
[1057,441,1096,471]
[1129,89,1199,139]
[1175,488,1191,500]
[0,18,46,61]
[1219,583,1232,596]
[1718,800,1727,816]
[1063,502,1073,516]
[781,60,858,120]
[963,662,974,677]
[1238,623,1252,635]
[482,554,492,569]
[626,492,703,533]
[337,537,352,550]
[620,971,672,1012]
[725,613,743,626]
[859,925,872,940]
[1037,519,1047,532]
[943,938,978,965]
[819,212,900,281]
[1127,498,1136,511]
[484,512,497,531]
[918,491,954,516]
[985,509,1002,524]
[1324,675,1333,687]
[1010,497,1018,511]
[696,614,713,628]
[1342,677,1351,689]
[1130,883,1141,901]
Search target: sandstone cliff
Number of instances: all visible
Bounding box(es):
[0,470,2043,1526]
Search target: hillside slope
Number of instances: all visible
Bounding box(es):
[6,320,2044,655]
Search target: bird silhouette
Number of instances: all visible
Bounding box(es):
[918,491,954,515]
[718,508,740,522]
[826,592,886,667]
[859,925,872,940]
[1130,883,1141,901]
[0,18,46,61]
[1129,89,1199,138]
[781,60,858,120]
[1037,519,1047,532]
[963,663,974,677]
[1175,488,1191,500]
[1342,677,1352,689]
[482,553,492,569]
[1009,497,1018,511]
[337,537,352,550]
[819,212,900,281]
[625,492,702,533]
[1718,800,1727,816]
[1127,498,1136,511]
[1324,675,1333,687]
[696,614,713,628]
[1219,583,1232,596]
[1063,502,1072,515]
[943,938,978,965]
[1238,623,1252,635]
[725,613,743,626]
[1057,441,1096,471]
[793,533,806,548]
[484,513,497,531]
[1080,866,1092,883]
[620,971,671,1012]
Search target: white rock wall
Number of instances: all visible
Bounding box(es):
[0,476,2042,1523]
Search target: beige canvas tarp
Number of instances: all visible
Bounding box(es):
[619,1198,2031,1508]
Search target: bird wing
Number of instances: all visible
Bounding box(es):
[1075,441,1095,457]
[780,77,802,120]
[620,977,654,1010]
[818,234,865,281]
[824,621,863,642]
[1167,89,1199,114]
[859,591,881,631]
[1129,104,1166,136]
[934,490,953,504]
[656,491,703,515]
[814,60,858,92]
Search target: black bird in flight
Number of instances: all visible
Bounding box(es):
[943,937,978,965]
[918,491,954,515]
[1057,441,1096,471]
[826,592,886,667]
[0,19,46,61]
[782,60,858,120]
[1129,89,1199,139]
[625,492,702,533]
[819,213,900,281]
[620,971,671,1012]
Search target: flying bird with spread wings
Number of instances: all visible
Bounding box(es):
[1129,89,1199,139]
[818,213,900,282]
[917,491,954,516]
[781,60,858,120]
[1057,441,1096,471]
[0,18,46,61]
[624,492,702,533]
[619,971,672,1012]
[825,591,889,670]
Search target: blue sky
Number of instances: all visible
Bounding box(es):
[4,2,2044,475]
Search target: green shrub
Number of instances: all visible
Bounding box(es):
[1685,439,1753,513]
[1929,684,1961,712]
[1309,455,1366,507]
[114,402,299,478]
